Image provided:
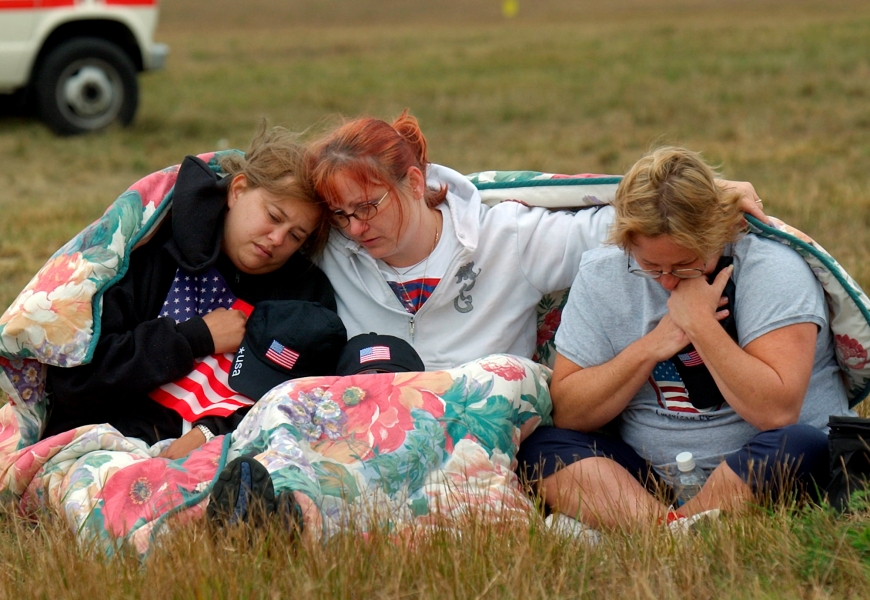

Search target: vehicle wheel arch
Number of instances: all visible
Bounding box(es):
[31,19,143,78]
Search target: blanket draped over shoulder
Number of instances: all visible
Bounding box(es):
[1,154,868,556]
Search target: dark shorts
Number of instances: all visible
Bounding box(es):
[517,423,830,499]
[516,425,661,491]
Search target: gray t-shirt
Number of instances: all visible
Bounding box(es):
[555,234,852,474]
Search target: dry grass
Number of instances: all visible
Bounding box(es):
[0,501,869,599]
[1,1,870,596]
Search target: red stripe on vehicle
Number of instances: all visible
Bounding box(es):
[0,1,36,9]
[0,0,74,9]
[104,0,156,5]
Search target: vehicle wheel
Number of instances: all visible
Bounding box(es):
[34,37,138,135]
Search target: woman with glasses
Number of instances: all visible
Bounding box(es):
[517,146,852,533]
[309,111,766,371]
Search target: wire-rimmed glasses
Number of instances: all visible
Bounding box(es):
[627,255,706,279]
[328,189,391,229]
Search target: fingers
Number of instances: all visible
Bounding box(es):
[202,307,249,354]
[710,264,734,296]
[743,199,768,223]
[718,178,768,223]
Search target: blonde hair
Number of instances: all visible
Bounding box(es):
[219,124,329,256]
[609,147,745,259]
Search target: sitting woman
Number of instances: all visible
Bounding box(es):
[517,146,853,532]
[40,126,338,459]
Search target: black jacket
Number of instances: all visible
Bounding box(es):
[43,156,337,445]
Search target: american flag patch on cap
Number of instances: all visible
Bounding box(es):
[359,345,391,364]
[265,340,299,370]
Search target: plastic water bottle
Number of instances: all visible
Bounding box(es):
[674,451,707,506]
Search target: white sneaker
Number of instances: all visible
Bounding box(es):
[667,508,721,536]
[545,513,601,545]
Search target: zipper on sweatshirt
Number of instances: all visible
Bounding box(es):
[409,314,415,340]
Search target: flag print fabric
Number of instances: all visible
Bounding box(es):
[160,267,237,322]
[387,277,439,314]
[149,267,255,420]
[650,360,697,413]
[148,353,254,420]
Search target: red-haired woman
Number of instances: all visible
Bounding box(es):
[309,110,766,370]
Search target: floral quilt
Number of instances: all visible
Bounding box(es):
[0,354,550,556]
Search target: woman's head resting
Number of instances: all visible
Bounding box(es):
[309,110,447,265]
[219,126,330,275]
[610,146,745,280]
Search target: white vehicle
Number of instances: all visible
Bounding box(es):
[0,0,168,135]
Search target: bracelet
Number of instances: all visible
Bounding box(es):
[196,424,215,443]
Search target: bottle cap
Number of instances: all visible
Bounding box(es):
[676,451,695,472]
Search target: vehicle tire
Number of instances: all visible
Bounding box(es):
[33,37,138,135]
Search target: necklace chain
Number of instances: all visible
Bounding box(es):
[387,214,441,314]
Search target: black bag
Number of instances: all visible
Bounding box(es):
[826,415,870,511]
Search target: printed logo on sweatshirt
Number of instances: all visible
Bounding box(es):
[453,262,481,313]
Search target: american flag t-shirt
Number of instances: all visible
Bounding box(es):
[360,345,391,364]
[650,360,697,413]
[265,340,300,370]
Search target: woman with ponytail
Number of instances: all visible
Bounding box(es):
[309,110,766,371]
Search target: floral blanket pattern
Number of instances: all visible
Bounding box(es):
[1,157,869,556]
[0,354,550,555]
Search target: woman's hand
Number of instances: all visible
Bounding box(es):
[667,265,733,337]
[202,307,248,354]
[716,178,768,223]
[644,313,691,362]
[158,427,207,460]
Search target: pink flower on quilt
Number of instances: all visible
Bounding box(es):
[177,437,223,479]
[30,253,86,295]
[330,375,413,457]
[9,427,78,480]
[479,356,527,382]
[535,308,562,348]
[98,459,200,537]
[328,373,444,458]
[836,334,870,370]
[1,253,94,345]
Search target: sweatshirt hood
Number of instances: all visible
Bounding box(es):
[164,155,230,274]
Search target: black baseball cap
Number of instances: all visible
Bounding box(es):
[228,300,347,400]
[335,332,425,375]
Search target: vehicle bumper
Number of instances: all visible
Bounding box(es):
[144,42,169,71]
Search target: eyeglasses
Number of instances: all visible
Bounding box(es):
[627,255,706,279]
[328,189,390,229]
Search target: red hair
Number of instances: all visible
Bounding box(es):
[310,109,447,210]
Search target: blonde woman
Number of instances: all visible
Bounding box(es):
[517,147,852,532]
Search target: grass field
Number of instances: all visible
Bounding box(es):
[2,1,870,597]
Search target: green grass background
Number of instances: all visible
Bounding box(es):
[2,2,870,597]
[2,0,870,308]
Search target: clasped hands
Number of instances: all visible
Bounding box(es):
[647,265,734,362]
